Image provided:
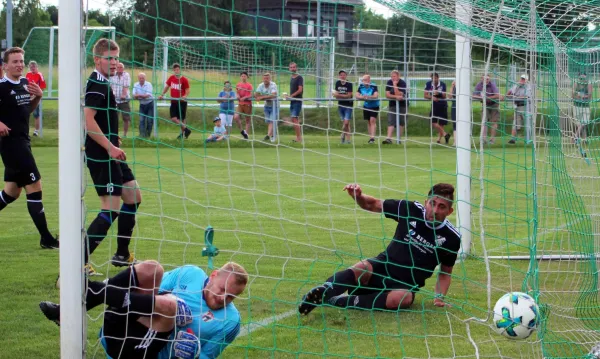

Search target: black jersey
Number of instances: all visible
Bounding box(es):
[0,76,32,145]
[382,200,461,288]
[84,70,119,158]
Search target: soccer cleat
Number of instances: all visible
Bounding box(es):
[33,130,39,137]
[298,285,328,316]
[263,135,270,141]
[184,128,192,139]
[241,130,249,139]
[508,139,516,144]
[40,235,59,249]
[111,252,136,267]
[382,138,392,144]
[40,301,61,326]
[85,263,102,276]
[445,133,451,144]
[368,138,375,144]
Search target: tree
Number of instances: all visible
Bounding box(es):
[47,5,58,26]
[0,0,52,46]
[354,5,387,30]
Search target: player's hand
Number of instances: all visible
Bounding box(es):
[174,329,200,359]
[175,297,194,327]
[118,136,123,147]
[108,145,126,161]
[158,95,164,100]
[433,297,451,308]
[27,82,43,98]
[0,122,10,136]
[343,183,362,200]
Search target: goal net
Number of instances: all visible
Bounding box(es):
[57,0,600,358]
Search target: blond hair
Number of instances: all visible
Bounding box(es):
[219,262,249,286]
[263,72,271,78]
[390,70,400,76]
[92,38,119,57]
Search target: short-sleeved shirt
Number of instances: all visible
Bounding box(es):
[357,83,380,109]
[236,82,253,105]
[574,83,590,108]
[425,80,447,109]
[256,81,278,108]
[0,76,32,145]
[473,81,500,106]
[109,72,131,103]
[382,199,461,288]
[289,75,304,105]
[158,266,241,359]
[213,125,226,136]
[218,90,236,114]
[166,75,190,101]
[509,84,530,107]
[335,80,353,108]
[132,81,154,105]
[25,72,46,90]
[84,70,119,158]
[386,79,408,109]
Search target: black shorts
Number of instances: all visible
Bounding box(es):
[1,141,41,187]
[358,252,419,299]
[86,154,135,197]
[363,107,379,121]
[430,107,448,126]
[170,101,188,121]
[451,107,457,130]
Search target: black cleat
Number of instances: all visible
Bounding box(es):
[184,128,192,139]
[241,130,249,140]
[40,301,61,326]
[382,139,392,144]
[298,285,328,316]
[40,236,59,249]
[444,133,451,144]
[111,252,135,267]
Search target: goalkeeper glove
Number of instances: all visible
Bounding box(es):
[174,329,200,359]
[176,297,194,327]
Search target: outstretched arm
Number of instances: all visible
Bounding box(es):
[434,264,453,307]
[343,184,383,213]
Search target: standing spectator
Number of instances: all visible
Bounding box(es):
[159,63,191,139]
[425,73,451,144]
[473,75,503,144]
[333,70,353,144]
[356,74,379,144]
[285,62,303,143]
[506,74,531,144]
[384,70,407,144]
[572,72,592,143]
[217,81,236,139]
[109,62,132,137]
[132,72,154,138]
[254,73,278,143]
[26,61,46,137]
[234,71,252,139]
[448,80,457,145]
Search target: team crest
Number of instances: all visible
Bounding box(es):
[436,235,446,246]
[202,311,215,322]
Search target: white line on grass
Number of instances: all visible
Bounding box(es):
[238,309,298,337]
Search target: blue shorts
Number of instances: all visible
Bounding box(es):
[264,106,278,123]
[338,107,353,121]
[290,101,302,117]
[32,104,41,118]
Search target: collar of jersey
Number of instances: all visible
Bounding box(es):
[93,69,108,82]
[3,75,20,84]
[420,208,447,230]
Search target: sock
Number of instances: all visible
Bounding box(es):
[330,291,389,310]
[84,211,118,263]
[323,268,358,299]
[86,278,154,314]
[26,191,53,240]
[117,202,140,256]
[0,190,16,211]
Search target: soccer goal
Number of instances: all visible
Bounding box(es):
[56,0,600,358]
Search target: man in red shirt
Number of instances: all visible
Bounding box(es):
[26,61,47,137]
[234,71,252,139]
[159,63,191,139]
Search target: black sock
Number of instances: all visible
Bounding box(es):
[26,191,53,240]
[84,211,118,263]
[86,279,154,314]
[323,268,358,298]
[331,291,389,310]
[0,190,16,211]
[116,203,139,256]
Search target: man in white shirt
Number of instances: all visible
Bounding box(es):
[110,62,132,136]
[133,73,154,138]
[254,73,279,143]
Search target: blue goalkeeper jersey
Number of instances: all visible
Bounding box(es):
[158,265,241,359]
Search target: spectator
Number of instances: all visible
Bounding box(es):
[234,71,252,139]
[506,74,531,144]
[572,72,592,143]
[205,117,226,143]
[448,80,457,145]
[26,60,46,137]
[132,72,154,138]
[356,74,379,144]
[285,62,303,143]
[217,81,236,139]
[159,63,191,139]
[109,62,132,137]
[384,70,407,144]
[0,58,4,78]
[254,73,278,143]
[473,75,503,144]
[424,73,451,144]
[333,69,353,144]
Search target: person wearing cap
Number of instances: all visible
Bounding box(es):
[333,69,353,144]
[573,72,593,142]
[473,75,503,144]
[206,117,226,143]
[506,74,531,144]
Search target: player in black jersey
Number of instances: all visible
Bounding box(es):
[0,47,59,249]
[299,183,461,314]
[40,260,201,359]
[84,39,142,270]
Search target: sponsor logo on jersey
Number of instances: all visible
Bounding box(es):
[436,235,446,246]
[10,90,15,95]
[410,221,417,228]
[179,284,187,290]
[202,311,215,322]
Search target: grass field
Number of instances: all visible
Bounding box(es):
[1,120,598,358]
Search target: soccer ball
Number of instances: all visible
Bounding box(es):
[492,292,539,339]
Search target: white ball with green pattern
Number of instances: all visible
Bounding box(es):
[492,292,540,340]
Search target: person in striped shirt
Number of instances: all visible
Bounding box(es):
[26,61,46,137]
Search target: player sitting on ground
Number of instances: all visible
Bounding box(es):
[299,183,461,314]
[40,260,200,359]
[205,117,226,143]
[0,47,59,249]
[157,262,248,359]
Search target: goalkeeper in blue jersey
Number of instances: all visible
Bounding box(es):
[157,262,248,359]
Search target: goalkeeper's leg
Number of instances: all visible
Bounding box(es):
[328,289,414,310]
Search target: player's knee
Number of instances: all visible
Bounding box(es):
[351,262,372,285]
[1,189,18,203]
[135,260,164,289]
[386,291,414,309]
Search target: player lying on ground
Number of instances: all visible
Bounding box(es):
[299,183,461,314]
[0,47,59,249]
[40,260,200,359]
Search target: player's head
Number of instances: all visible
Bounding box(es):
[520,74,528,83]
[3,47,25,79]
[289,62,297,74]
[425,183,454,223]
[28,60,38,73]
[262,72,271,84]
[338,70,347,81]
[92,39,119,78]
[224,80,231,90]
[240,71,248,81]
[116,62,125,74]
[138,72,146,84]
[482,75,490,84]
[390,70,400,81]
[204,262,248,310]
[213,116,222,126]
[431,72,440,82]
[173,63,181,76]
[362,74,371,85]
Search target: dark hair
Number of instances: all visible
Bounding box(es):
[428,183,455,204]
[224,81,231,85]
[172,63,180,69]
[240,71,249,76]
[432,72,440,78]
[339,70,347,75]
[3,47,24,63]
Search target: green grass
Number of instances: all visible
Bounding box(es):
[0,125,597,358]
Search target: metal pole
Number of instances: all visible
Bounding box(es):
[396,100,400,143]
[316,0,321,99]
[6,0,13,48]
[48,27,55,98]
